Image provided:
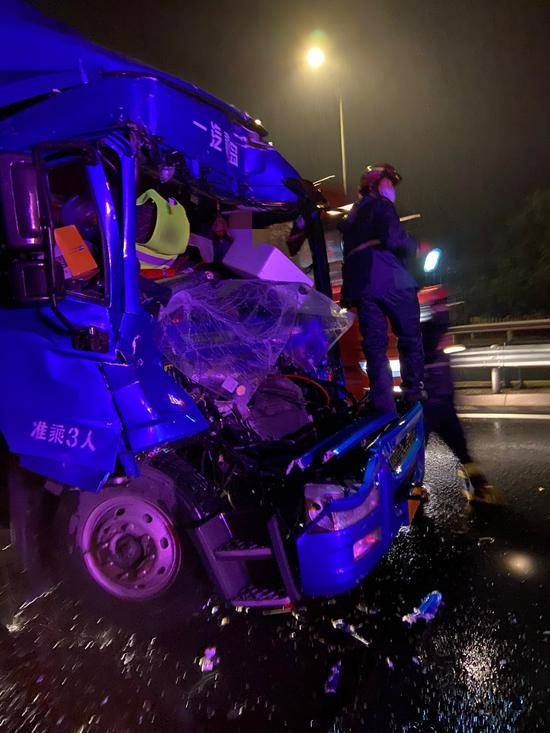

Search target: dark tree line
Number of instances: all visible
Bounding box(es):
[459,189,550,321]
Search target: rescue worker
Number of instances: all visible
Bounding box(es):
[135,188,190,278]
[420,285,503,503]
[339,164,423,415]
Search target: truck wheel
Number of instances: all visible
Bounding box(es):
[28,464,208,636]
[77,491,182,602]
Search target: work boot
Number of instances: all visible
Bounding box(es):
[395,389,427,417]
[458,462,505,505]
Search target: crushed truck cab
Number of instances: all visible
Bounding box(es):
[0,1,424,615]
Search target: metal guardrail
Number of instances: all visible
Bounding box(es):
[450,343,550,368]
[450,343,550,393]
[450,318,550,338]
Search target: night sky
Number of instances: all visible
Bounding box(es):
[31,0,550,277]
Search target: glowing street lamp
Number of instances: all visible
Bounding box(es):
[306,46,325,69]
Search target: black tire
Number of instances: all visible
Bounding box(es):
[11,461,210,637]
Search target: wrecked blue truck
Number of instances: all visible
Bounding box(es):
[0,1,424,623]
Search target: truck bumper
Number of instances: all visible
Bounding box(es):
[297,404,424,596]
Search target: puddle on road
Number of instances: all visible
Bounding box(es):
[0,439,549,732]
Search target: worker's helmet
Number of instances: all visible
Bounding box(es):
[359,163,402,195]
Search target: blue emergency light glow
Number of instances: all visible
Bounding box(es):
[423,248,442,273]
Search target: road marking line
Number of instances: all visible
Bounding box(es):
[458,412,550,421]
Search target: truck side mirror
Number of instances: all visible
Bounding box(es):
[7,258,65,305]
[0,152,43,249]
[0,152,66,305]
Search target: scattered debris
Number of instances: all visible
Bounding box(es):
[262,606,293,616]
[356,603,378,616]
[198,647,220,673]
[324,661,342,694]
[386,657,394,670]
[537,487,545,492]
[227,703,246,720]
[402,591,443,625]
[478,537,495,545]
[220,617,230,627]
[331,619,370,647]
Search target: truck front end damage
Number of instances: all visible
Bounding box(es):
[167,404,424,607]
[297,404,424,597]
[0,1,426,618]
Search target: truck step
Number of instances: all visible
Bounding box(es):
[214,537,273,561]
[231,584,291,608]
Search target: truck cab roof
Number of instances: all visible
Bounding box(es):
[0,0,300,208]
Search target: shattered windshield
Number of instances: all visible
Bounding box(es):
[155,273,354,404]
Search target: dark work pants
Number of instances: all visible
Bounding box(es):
[356,288,424,414]
[422,355,472,465]
[423,397,471,465]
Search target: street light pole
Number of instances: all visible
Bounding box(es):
[337,94,347,196]
[306,46,348,196]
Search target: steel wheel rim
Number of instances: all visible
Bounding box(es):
[80,496,181,601]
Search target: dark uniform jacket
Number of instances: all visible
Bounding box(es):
[339,194,417,301]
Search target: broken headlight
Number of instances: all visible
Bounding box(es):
[304,482,380,532]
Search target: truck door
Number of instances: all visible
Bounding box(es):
[0,146,126,490]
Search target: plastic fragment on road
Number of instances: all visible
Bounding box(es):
[331,618,370,647]
[227,703,246,720]
[386,657,394,670]
[478,537,495,545]
[324,660,342,694]
[402,591,443,625]
[198,647,219,673]
[262,605,293,616]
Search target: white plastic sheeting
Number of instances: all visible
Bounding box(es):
[156,274,354,403]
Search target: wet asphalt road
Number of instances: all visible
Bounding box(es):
[0,418,549,732]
